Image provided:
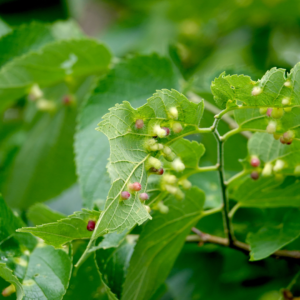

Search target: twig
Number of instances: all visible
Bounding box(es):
[190,228,300,260]
[188,92,251,139]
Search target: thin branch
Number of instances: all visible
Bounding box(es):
[190,228,300,261]
[188,92,251,139]
[212,120,235,246]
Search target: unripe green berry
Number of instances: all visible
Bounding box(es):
[172,158,185,172]
[262,163,273,177]
[273,160,285,172]
[266,121,277,134]
[172,122,183,133]
[251,87,262,96]
[147,157,162,170]
[157,201,169,214]
[169,107,178,119]
[271,108,284,119]
[180,179,192,190]
[259,107,268,115]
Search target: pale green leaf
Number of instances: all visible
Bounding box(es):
[0,38,111,112]
[211,62,300,109]
[27,203,66,226]
[0,263,24,300]
[122,187,205,300]
[0,194,23,243]
[247,208,300,261]
[75,55,179,209]
[17,209,100,248]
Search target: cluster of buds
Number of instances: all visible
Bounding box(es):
[250,156,261,180]
[161,174,185,200]
[280,130,295,145]
[261,159,286,177]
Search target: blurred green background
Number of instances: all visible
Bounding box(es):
[1,0,300,299]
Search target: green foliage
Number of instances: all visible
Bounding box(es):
[18,209,100,248]
[122,187,205,300]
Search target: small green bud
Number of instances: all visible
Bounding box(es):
[262,163,273,177]
[153,125,167,138]
[259,107,268,115]
[144,205,151,213]
[162,146,172,156]
[266,121,277,134]
[172,158,185,172]
[28,84,43,100]
[172,122,183,133]
[273,160,285,172]
[157,201,169,214]
[251,87,262,96]
[281,98,290,106]
[147,157,162,170]
[169,107,178,119]
[284,81,291,87]
[36,99,56,112]
[163,174,177,185]
[179,179,192,190]
[165,152,176,162]
[271,108,284,119]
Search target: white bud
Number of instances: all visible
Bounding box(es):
[144,205,151,213]
[29,84,43,100]
[153,125,167,138]
[262,163,273,177]
[148,157,162,170]
[157,144,164,150]
[180,179,192,190]
[163,174,177,185]
[169,107,178,119]
[163,146,172,155]
[273,160,285,172]
[165,184,178,194]
[251,87,262,96]
[284,81,291,87]
[266,121,277,134]
[282,98,290,106]
[157,201,169,214]
[36,99,56,112]
[172,158,185,172]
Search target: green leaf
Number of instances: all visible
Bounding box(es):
[75,54,179,209]
[17,209,100,248]
[0,21,82,68]
[93,89,203,240]
[96,239,135,298]
[26,203,66,226]
[0,38,111,112]
[64,241,118,300]
[0,263,24,300]
[247,208,300,261]
[0,194,23,243]
[0,18,11,37]
[122,187,205,300]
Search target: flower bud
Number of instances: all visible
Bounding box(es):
[165,152,176,162]
[250,171,259,180]
[251,87,262,96]
[172,122,183,133]
[169,107,178,119]
[28,84,43,100]
[250,156,260,167]
[144,205,151,213]
[129,182,142,191]
[135,119,144,129]
[284,81,291,87]
[165,184,178,194]
[281,98,290,106]
[162,146,172,156]
[266,121,277,134]
[180,179,192,189]
[36,99,56,112]
[266,108,273,117]
[139,193,149,201]
[273,160,285,172]
[153,125,167,138]
[163,174,177,185]
[87,220,96,231]
[172,158,185,172]
[147,157,162,170]
[259,107,268,115]
[262,163,273,177]
[271,108,284,119]
[157,201,169,214]
[121,191,131,200]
